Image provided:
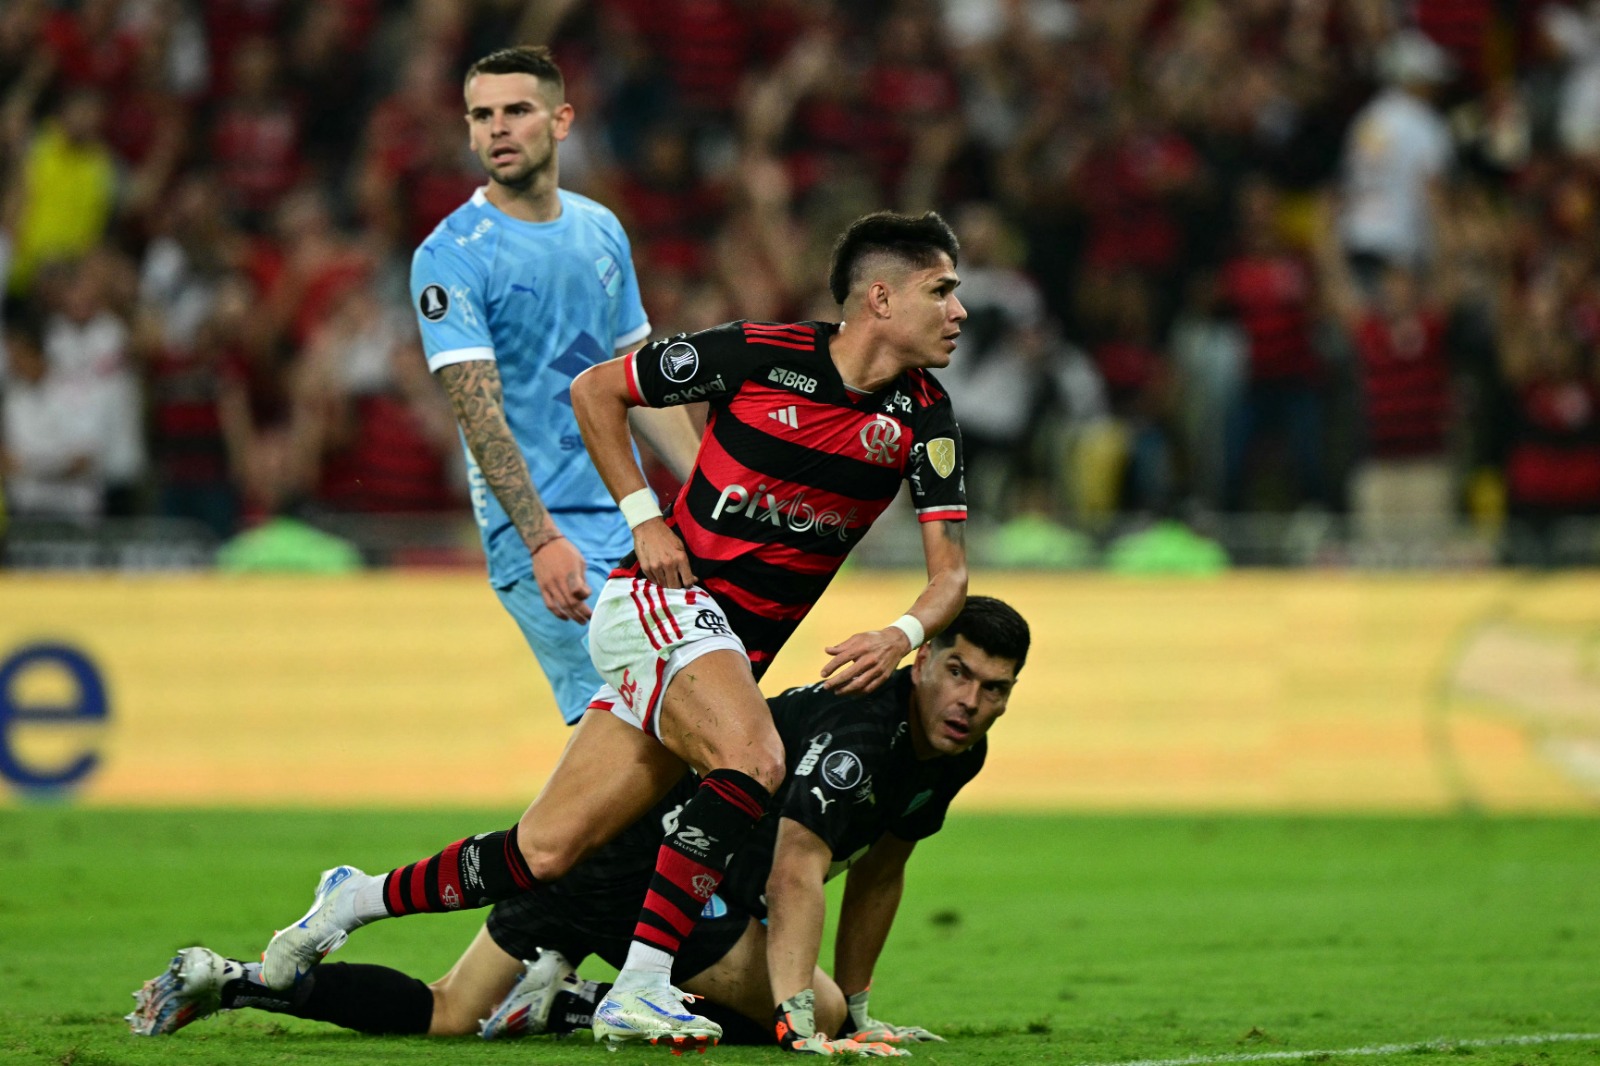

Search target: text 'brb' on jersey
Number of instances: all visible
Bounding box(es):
[622,320,966,675]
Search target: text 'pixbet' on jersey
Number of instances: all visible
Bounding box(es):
[710,482,861,540]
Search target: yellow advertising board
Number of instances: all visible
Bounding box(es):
[2,572,1598,810]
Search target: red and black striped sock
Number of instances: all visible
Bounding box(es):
[380,825,536,916]
[631,769,770,963]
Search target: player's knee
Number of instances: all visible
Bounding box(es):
[517,835,578,883]
[692,720,784,794]
[515,800,598,877]
[736,735,786,795]
[756,754,785,795]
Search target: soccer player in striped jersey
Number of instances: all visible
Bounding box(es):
[409,45,697,725]
[573,212,969,1044]
[133,599,1028,1056]
[260,211,970,1052]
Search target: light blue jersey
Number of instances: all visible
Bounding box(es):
[411,186,650,589]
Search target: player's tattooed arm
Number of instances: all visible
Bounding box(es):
[436,360,558,550]
[438,360,595,621]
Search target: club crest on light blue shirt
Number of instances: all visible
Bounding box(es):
[595,255,621,297]
[451,286,478,327]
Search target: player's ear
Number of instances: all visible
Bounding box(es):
[552,101,576,140]
[867,279,892,319]
[910,643,931,683]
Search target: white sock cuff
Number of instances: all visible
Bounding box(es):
[614,943,674,989]
[350,874,390,926]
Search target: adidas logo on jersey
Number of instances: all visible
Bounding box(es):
[768,405,800,429]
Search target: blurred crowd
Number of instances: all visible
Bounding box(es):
[3,0,1600,563]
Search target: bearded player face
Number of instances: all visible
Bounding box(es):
[464,72,573,191]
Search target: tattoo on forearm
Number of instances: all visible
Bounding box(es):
[438,361,553,545]
[941,521,965,547]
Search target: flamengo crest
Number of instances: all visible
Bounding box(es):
[860,415,902,465]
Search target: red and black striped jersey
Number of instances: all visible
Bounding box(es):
[1354,309,1451,459]
[618,319,966,676]
[1220,253,1320,383]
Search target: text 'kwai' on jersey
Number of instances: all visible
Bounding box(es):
[620,320,966,675]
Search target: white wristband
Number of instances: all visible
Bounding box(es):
[888,614,925,649]
[618,488,663,530]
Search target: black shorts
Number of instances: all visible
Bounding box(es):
[485,826,750,982]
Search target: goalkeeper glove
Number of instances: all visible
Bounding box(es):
[845,986,946,1043]
[775,989,909,1056]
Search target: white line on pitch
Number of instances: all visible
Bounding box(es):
[1078,1032,1600,1066]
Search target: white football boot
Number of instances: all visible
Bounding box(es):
[260,865,365,989]
[592,981,721,1051]
[126,947,227,1036]
[478,949,580,1039]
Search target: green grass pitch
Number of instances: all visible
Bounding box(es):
[3,809,1599,1066]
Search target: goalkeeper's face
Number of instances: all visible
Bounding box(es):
[464,72,573,190]
[908,635,1016,758]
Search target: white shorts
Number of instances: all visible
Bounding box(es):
[585,576,748,738]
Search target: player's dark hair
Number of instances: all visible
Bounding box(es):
[827,211,960,305]
[465,45,565,99]
[929,596,1030,673]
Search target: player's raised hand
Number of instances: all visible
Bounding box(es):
[530,534,593,623]
[633,517,696,589]
[845,989,946,1044]
[820,628,913,695]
